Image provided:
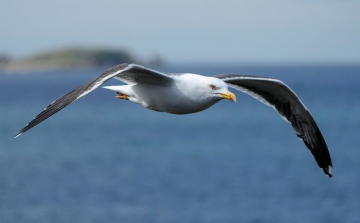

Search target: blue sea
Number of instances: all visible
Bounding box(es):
[1,65,359,223]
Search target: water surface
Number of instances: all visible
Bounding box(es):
[1,65,359,223]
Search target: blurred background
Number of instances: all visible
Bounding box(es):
[1,1,359,223]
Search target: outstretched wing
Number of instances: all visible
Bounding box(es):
[215,74,332,177]
[15,63,173,138]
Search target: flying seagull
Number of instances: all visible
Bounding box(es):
[15,63,332,177]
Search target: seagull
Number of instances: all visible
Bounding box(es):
[14,63,333,177]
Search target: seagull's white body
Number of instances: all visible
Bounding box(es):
[104,74,228,114]
[15,63,333,177]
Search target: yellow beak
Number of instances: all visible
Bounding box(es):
[220,90,237,102]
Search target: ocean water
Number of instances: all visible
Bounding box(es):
[0,65,359,223]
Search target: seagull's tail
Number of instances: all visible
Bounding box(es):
[102,86,123,92]
[103,85,134,97]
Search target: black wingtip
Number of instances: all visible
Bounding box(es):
[324,165,333,178]
[14,132,23,139]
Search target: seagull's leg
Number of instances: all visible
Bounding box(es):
[115,92,129,100]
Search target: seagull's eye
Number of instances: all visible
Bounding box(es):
[210,85,217,90]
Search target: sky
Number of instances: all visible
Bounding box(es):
[1,0,359,65]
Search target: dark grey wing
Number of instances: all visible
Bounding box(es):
[114,64,174,86]
[216,74,332,177]
[15,63,174,138]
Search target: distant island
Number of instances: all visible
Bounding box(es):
[1,47,162,72]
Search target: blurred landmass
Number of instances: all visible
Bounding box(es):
[0,47,163,73]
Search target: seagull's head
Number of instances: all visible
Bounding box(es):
[200,76,237,103]
[179,74,236,103]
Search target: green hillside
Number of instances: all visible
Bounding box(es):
[6,47,136,71]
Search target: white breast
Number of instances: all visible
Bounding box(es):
[131,83,219,114]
